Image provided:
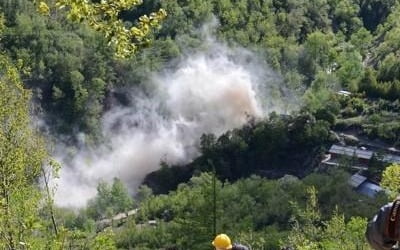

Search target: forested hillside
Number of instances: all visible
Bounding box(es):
[1,0,400,249]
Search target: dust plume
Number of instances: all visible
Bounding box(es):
[53,38,285,208]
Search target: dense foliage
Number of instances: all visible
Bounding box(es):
[0,53,56,248]
[3,0,400,144]
[113,171,384,249]
[2,0,400,249]
[145,112,332,194]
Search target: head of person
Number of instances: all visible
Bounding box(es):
[212,234,232,250]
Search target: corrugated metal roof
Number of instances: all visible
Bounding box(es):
[329,144,373,160]
[382,154,400,164]
[329,144,400,164]
[348,173,367,188]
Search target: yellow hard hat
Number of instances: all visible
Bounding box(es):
[212,234,232,249]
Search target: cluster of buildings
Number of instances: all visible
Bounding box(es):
[322,144,400,198]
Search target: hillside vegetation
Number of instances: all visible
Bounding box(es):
[1,0,400,249]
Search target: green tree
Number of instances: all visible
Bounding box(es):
[301,31,337,81]
[366,154,384,178]
[381,163,400,199]
[136,185,154,204]
[87,178,134,220]
[285,186,372,249]
[332,0,361,36]
[0,54,54,248]
[336,47,363,90]
[349,27,373,55]
[110,178,134,213]
[303,71,339,113]
[90,229,117,250]
[172,173,223,250]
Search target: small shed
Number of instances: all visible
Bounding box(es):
[348,173,383,198]
[357,182,383,198]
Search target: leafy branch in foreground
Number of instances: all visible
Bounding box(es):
[36,0,167,58]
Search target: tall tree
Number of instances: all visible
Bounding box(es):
[86,178,134,220]
[0,53,53,248]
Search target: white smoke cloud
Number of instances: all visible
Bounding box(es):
[53,36,284,208]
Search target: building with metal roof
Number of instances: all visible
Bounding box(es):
[382,154,400,164]
[357,181,383,198]
[329,144,400,165]
[348,173,367,188]
[348,173,383,198]
[329,144,373,160]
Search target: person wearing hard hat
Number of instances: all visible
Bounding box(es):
[212,234,249,250]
